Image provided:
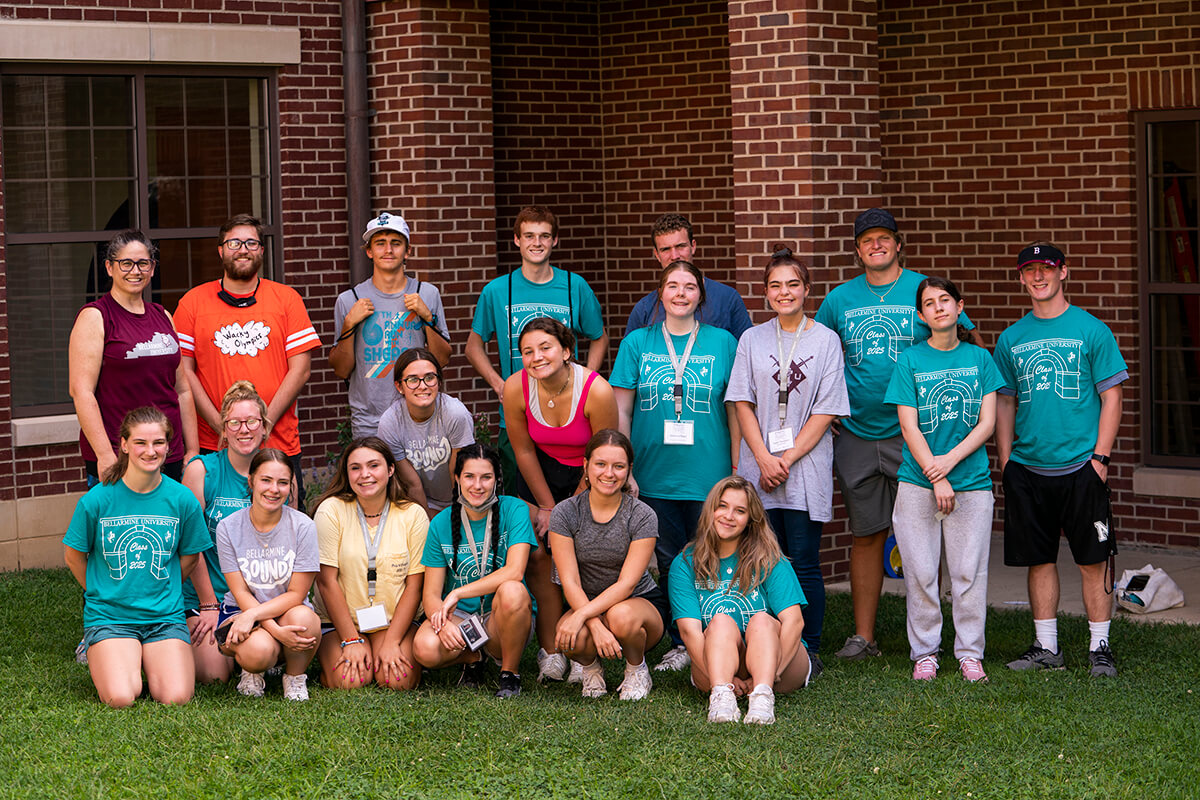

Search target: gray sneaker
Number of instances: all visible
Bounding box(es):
[835,635,880,660]
[1088,642,1117,678]
[1006,642,1066,671]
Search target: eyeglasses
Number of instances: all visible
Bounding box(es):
[224,417,263,431]
[401,373,439,389]
[221,238,263,252]
[111,259,156,274]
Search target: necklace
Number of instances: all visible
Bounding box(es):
[543,367,572,409]
[363,511,382,519]
[865,268,903,303]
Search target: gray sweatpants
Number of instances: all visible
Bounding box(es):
[891,482,994,662]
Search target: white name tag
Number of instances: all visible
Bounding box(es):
[355,603,389,633]
[663,420,695,445]
[768,427,794,454]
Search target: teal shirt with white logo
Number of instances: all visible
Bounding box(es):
[421,495,538,616]
[610,323,738,501]
[815,270,975,440]
[64,477,210,627]
[668,548,806,632]
[885,341,1005,492]
[993,305,1128,469]
[182,450,249,609]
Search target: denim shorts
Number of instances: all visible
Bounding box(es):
[82,620,191,650]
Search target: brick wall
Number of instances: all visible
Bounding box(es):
[877,0,1200,548]
[0,0,349,515]
[729,1,881,578]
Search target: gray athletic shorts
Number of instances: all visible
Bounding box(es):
[833,429,902,536]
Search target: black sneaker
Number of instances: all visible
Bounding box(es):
[459,657,487,689]
[1006,643,1065,671]
[808,652,824,683]
[495,670,521,698]
[1088,641,1117,678]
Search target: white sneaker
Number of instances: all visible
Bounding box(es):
[281,672,309,701]
[536,648,569,683]
[617,660,652,701]
[743,684,776,725]
[580,660,607,698]
[707,683,740,723]
[566,659,585,684]
[237,670,265,698]
[654,645,691,672]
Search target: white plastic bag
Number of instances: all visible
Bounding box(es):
[1115,563,1185,615]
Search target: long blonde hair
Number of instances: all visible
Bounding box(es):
[688,476,784,593]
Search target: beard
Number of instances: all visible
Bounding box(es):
[223,250,262,281]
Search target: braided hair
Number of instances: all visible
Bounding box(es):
[448,444,504,580]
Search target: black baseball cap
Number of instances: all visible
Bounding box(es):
[854,208,898,239]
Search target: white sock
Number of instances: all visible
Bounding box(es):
[1089,620,1111,651]
[752,683,773,696]
[1034,618,1058,653]
[626,659,646,670]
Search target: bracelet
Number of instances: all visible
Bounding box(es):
[198,602,221,611]
[340,637,366,648]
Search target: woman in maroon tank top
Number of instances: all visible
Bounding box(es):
[68,230,199,484]
[501,316,618,682]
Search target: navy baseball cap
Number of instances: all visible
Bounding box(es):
[854,208,898,239]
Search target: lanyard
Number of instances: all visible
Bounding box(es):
[459,506,494,578]
[661,322,699,420]
[356,501,389,603]
[774,316,806,425]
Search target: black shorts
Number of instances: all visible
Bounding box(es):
[515,446,583,506]
[636,585,673,637]
[1002,460,1117,567]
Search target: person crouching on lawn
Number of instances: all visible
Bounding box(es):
[669,476,812,725]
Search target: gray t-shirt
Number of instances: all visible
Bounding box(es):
[726,318,850,521]
[215,505,319,608]
[335,276,451,438]
[548,491,658,600]
[377,394,475,512]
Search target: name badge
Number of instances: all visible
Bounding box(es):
[768,427,794,454]
[355,603,389,633]
[663,420,694,445]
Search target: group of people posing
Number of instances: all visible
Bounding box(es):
[63,206,1127,725]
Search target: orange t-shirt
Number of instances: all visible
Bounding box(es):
[174,279,321,454]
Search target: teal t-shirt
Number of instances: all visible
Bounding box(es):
[64,477,210,627]
[609,323,738,501]
[993,305,1128,469]
[421,495,538,615]
[471,266,605,426]
[884,341,1005,491]
[668,548,806,632]
[814,270,975,441]
[182,450,249,609]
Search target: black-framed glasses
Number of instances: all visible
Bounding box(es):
[111,258,156,274]
[224,417,263,431]
[221,238,263,252]
[401,373,439,389]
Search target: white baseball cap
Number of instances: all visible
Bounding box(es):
[362,212,411,244]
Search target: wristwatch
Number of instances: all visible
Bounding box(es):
[1091,453,1111,466]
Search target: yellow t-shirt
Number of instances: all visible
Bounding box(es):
[313,497,428,626]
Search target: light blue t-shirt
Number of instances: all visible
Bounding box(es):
[993,305,1128,469]
[609,322,738,501]
[64,477,210,627]
[182,450,250,609]
[668,548,806,632]
[815,270,975,441]
[885,341,1005,492]
[421,495,538,616]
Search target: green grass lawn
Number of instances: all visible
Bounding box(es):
[2,568,1197,799]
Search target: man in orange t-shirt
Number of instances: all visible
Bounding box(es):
[175,213,321,503]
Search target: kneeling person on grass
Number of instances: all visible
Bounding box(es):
[215,449,321,701]
[412,445,537,698]
[669,476,811,726]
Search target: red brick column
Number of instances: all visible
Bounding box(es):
[366,1,498,414]
[728,1,882,578]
